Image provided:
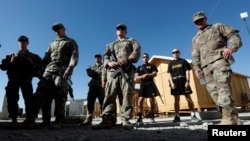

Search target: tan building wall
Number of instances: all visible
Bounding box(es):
[138,55,250,115]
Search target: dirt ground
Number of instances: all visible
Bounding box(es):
[0,112,249,141]
[0,119,207,141]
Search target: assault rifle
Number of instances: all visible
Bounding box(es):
[152,80,164,104]
[67,78,74,101]
[68,85,74,100]
[86,68,101,79]
[110,53,128,81]
[0,55,11,71]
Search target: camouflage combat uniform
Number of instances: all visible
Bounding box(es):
[0,48,42,125]
[191,16,242,124]
[100,37,141,127]
[80,57,104,125]
[36,33,79,127]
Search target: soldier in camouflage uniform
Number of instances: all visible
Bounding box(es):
[191,11,242,125]
[80,53,104,126]
[93,24,141,129]
[36,23,79,129]
[101,63,121,126]
[0,35,42,128]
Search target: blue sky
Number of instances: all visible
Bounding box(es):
[0,0,249,111]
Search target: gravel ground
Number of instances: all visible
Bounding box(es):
[0,112,249,141]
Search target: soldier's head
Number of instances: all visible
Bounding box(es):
[94,53,102,58]
[18,35,29,49]
[142,53,149,63]
[94,53,102,63]
[172,48,180,59]
[52,23,65,31]
[116,24,127,31]
[192,11,208,30]
[52,22,66,37]
[116,23,127,38]
[18,35,29,43]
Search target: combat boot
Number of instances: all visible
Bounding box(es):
[110,117,117,127]
[7,117,19,129]
[52,121,62,129]
[149,113,156,124]
[16,118,35,129]
[38,122,50,128]
[231,109,242,125]
[219,108,241,125]
[136,118,143,126]
[80,114,92,126]
[12,117,17,124]
[122,118,133,130]
[92,117,111,130]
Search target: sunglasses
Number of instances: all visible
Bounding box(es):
[172,51,179,54]
[54,27,62,31]
[142,56,148,58]
[18,39,28,42]
[194,18,204,24]
[117,27,126,31]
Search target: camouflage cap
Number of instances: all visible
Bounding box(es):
[94,53,102,58]
[18,35,29,42]
[116,23,127,30]
[52,22,65,31]
[192,11,206,22]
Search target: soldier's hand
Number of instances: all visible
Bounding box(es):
[141,74,149,79]
[101,80,106,88]
[117,59,128,66]
[63,68,72,79]
[222,48,233,59]
[195,69,202,79]
[10,53,18,63]
[108,61,118,68]
[171,83,176,89]
[185,82,190,88]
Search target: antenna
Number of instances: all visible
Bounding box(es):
[240,12,250,36]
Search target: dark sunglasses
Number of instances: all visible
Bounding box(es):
[172,51,179,54]
[54,27,62,31]
[142,56,148,58]
[117,27,126,31]
[194,18,204,24]
[18,39,28,42]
